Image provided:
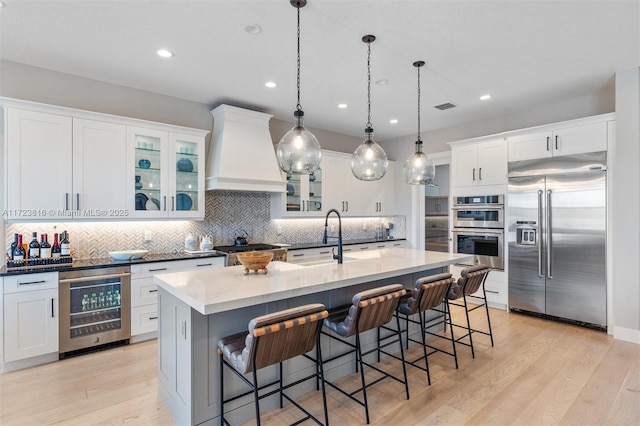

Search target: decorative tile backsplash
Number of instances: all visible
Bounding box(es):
[5,192,405,259]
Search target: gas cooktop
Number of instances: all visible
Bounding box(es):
[213,244,280,254]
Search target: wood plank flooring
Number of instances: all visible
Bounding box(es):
[0,308,638,425]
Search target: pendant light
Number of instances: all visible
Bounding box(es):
[403,60,435,185]
[351,35,388,181]
[276,0,321,175]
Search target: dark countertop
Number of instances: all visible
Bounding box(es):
[284,237,406,251]
[1,252,225,277]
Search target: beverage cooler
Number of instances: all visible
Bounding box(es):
[59,266,131,357]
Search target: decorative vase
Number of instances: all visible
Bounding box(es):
[135,175,143,189]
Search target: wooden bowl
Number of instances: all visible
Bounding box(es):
[236,251,274,275]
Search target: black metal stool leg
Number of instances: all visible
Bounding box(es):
[316,332,330,426]
[482,287,495,346]
[462,295,475,358]
[219,353,225,426]
[395,314,410,399]
[418,309,431,385]
[445,300,459,369]
[355,332,370,424]
[252,367,261,426]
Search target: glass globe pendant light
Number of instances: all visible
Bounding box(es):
[276,0,321,175]
[403,60,435,185]
[351,35,388,181]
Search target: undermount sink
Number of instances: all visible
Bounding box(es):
[296,257,357,267]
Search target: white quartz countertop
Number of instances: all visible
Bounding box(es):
[153,248,473,315]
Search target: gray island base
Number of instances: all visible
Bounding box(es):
[154,248,473,425]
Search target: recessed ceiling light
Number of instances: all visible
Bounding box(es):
[338,103,348,109]
[265,81,277,88]
[480,94,492,100]
[157,49,173,58]
[389,119,398,124]
[376,78,389,86]
[245,24,262,34]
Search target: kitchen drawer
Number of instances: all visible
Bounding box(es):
[287,247,334,263]
[3,272,58,294]
[131,304,158,336]
[130,257,224,277]
[131,278,158,307]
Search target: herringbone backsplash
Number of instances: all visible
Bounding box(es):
[6,192,406,259]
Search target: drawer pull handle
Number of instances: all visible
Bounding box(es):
[19,280,46,286]
[149,316,158,320]
[360,247,369,250]
[148,267,168,272]
[344,248,352,252]
[377,245,386,248]
[486,290,499,294]
[149,289,158,293]
[196,263,213,267]
[292,253,305,257]
[319,251,331,254]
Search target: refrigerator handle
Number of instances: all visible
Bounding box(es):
[537,190,543,278]
[546,189,553,279]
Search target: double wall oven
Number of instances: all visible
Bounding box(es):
[452,195,504,270]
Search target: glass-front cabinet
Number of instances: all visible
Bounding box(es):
[284,167,323,216]
[127,127,205,219]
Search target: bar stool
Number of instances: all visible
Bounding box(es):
[447,265,494,358]
[321,284,408,424]
[217,303,329,426]
[379,273,457,385]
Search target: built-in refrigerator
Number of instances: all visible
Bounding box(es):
[507,152,606,330]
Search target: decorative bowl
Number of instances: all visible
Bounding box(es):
[177,158,194,172]
[108,250,149,261]
[236,251,274,275]
[138,159,151,169]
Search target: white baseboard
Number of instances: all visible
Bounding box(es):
[613,325,640,344]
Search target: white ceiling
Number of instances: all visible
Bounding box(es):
[1,0,638,141]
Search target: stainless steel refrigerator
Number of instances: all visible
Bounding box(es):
[508,152,606,330]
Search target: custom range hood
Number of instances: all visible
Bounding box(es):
[206,104,286,192]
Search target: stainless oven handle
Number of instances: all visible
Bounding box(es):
[451,205,504,210]
[59,272,131,284]
[452,228,503,236]
[537,189,543,278]
[546,189,553,279]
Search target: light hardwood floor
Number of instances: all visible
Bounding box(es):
[1,308,638,425]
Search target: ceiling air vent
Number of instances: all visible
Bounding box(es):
[434,102,456,111]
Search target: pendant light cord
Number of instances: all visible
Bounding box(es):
[417,63,421,142]
[366,40,372,128]
[296,6,302,111]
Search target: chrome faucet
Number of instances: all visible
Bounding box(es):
[322,208,343,264]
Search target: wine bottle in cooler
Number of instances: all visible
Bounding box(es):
[28,232,40,259]
[52,233,61,258]
[13,235,26,260]
[40,234,52,258]
[60,231,71,256]
[9,233,19,260]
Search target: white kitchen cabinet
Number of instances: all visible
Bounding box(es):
[130,257,224,341]
[6,108,73,216]
[451,139,508,188]
[508,120,608,161]
[72,118,128,212]
[3,272,59,363]
[274,167,324,217]
[2,98,208,221]
[127,128,206,220]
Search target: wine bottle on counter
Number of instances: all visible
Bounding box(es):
[60,231,70,256]
[29,232,40,259]
[13,235,26,260]
[40,234,52,258]
[9,233,19,260]
[52,233,61,258]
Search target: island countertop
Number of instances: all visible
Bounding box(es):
[154,248,473,315]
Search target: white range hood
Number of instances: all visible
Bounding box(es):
[206,104,285,192]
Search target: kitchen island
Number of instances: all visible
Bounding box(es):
[154,248,472,425]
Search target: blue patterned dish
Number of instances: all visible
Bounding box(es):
[177,158,194,172]
[176,193,193,211]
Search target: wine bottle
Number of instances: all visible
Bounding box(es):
[52,233,61,258]
[13,235,26,260]
[40,234,52,258]
[9,233,19,260]
[29,232,40,259]
[60,231,71,256]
